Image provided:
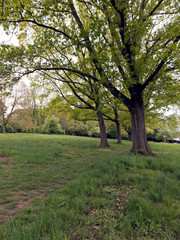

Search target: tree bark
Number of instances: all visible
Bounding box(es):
[128,92,152,155]
[2,112,7,134]
[3,124,6,134]
[114,108,122,144]
[123,125,132,141]
[97,110,109,147]
[128,131,132,141]
[115,119,122,144]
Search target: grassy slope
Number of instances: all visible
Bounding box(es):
[0,134,180,239]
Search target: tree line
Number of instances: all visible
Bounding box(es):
[0,81,179,144]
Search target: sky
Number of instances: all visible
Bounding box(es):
[0,26,19,45]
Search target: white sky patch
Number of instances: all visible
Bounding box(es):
[0,26,19,45]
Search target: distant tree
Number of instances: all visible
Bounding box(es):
[8,82,37,132]
[156,130,173,142]
[85,121,100,138]
[0,97,16,133]
[42,116,63,134]
[0,86,22,133]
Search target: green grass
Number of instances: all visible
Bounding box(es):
[0,133,130,223]
[0,134,180,239]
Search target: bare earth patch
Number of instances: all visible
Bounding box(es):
[0,155,12,165]
[67,148,80,152]
[0,184,62,224]
[0,199,32,224]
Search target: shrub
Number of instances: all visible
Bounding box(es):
[42,116,63,134]
[32,126,42,133]
[6,124,15,133]
[10,123,22,133]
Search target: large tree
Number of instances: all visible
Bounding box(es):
[1,0,179,155]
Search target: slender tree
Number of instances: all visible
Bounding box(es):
[102,97,123,144]
[45,74,110,147]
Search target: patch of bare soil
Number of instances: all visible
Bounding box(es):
[10,199,32,214]
[0,199,32,224]
[0,155,12,165]
[0,155,10,160]
[67,148,80,152]
[0,184,63,224]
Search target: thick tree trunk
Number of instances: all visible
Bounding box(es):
[128,93,152,155]
[97,110,109,147]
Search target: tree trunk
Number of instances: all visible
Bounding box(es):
[114,108,122,144]
[97,110,109,147]
[123,125,132,141]
[128,131,132,141]
[2,113,6,134]
[115,119,122,144]
[128,93,152,155]
[3,123,6,134]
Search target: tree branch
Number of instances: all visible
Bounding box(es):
[1,19,71,39]
[149,0,165,16]
[140,34,180,92]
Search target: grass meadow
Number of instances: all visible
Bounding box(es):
[0,133,179,239]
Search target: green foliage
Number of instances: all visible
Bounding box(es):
[156,129,174,142]
[106,123,117,139]
[0,124,16,133]
[10,123,22,133]
[0,44,26,90]
[42,116,63,134]
[32,126,42,133]
[85,121,100,137]
[6,124,15,133]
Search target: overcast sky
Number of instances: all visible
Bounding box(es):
[0,26,19,45]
